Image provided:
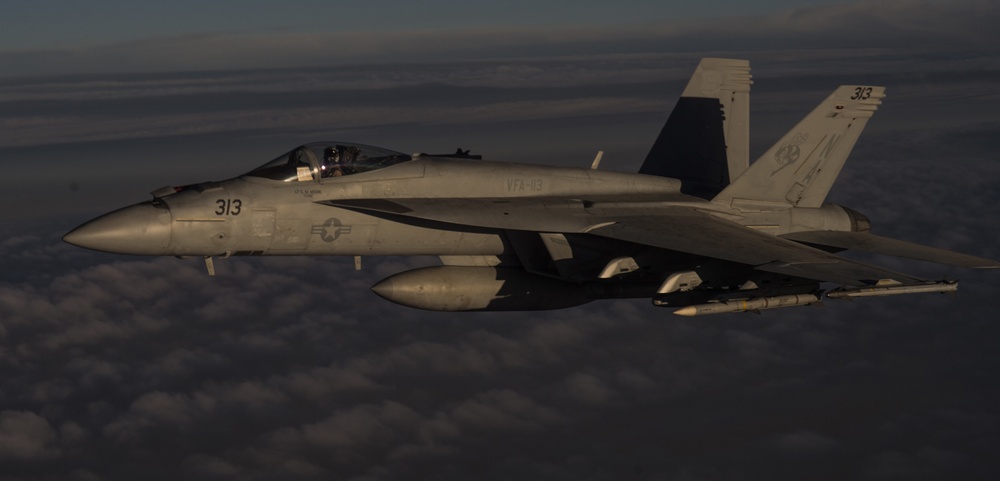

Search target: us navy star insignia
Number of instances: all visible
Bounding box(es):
[312,218,352,242]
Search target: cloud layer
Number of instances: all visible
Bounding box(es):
[2,244,999,479]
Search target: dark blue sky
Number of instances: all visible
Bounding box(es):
[2,1,1000,479]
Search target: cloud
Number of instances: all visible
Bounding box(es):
[1,229,999,479]
[561,372,616,407]
[772,430,840,453]
[0,410,60,460]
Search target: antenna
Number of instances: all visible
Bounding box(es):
[590,151,604,169]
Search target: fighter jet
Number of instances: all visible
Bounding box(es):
[64,59,999,315]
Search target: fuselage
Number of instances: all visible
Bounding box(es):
[64,154,695,258]
[64,137,866,276]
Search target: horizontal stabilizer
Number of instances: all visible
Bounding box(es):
[782,231,1000,268]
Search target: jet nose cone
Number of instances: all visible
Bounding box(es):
[64,202,172,255]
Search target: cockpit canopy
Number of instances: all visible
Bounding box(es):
[245,142,413,182]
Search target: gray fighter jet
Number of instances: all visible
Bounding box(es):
[64,59,999,315]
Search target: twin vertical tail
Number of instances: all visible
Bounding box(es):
[713,86,885,209]
[639,58,752,199]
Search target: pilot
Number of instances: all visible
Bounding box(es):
[322,147,343,177]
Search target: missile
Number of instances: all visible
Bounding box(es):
[826,280,958,299]
[672,293,821,316]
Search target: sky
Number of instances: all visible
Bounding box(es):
[0,0,837,50]
[2,0,1000,480]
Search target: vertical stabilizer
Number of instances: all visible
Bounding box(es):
[713,86,885,209]
[640,58,752,198]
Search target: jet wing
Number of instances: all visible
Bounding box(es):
[781,231,1000,269]
[324,198,923,286]
[584,210,923,286]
